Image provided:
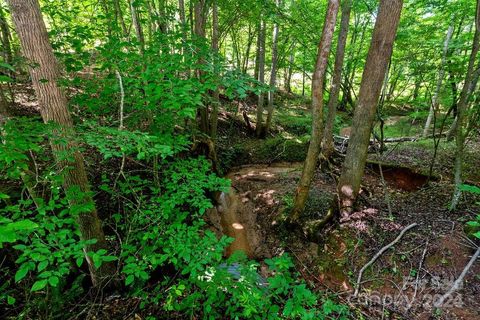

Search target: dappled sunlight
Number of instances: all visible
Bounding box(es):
[254,189,277,206]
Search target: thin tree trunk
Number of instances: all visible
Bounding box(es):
[231,29,242,70]
[265,0,282,135]
[290,0,339,221]
[423,25,454,138]
[337,0,403,219]
[209,0,220,140]
[130,0,146,54]
[242,24,254,74]
[322,0,352,159]
[255,17,266,137]
[254,20,261,81]
[285,44,295,93]
[178,0,187,40]
[113,0,129,37]
[0,6,13,69]
[451,2,480,210]
[7,0,113,286]
[194,0,209,133]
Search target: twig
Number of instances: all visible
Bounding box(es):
[354,223,418,297]
[114,69,126,188]
[434,246,480,308]
[409,241,428,309]
[115,70,125,130]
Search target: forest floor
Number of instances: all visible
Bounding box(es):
[213,95,480,319]
[6,88,480,319]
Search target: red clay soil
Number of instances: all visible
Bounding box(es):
[209,161,480,320]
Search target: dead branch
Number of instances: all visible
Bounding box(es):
[434,246,480,308]
[409,241,428,309]
[354,223,418,297]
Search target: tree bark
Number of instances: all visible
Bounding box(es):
[337,0,403,219]
[264,0,282,135]
[129,0,146,54]
[0,6,13,69]
[242,23,254,74]
[290,0,339,221]
[322,0,352,159]
[7,0,113,286]
[255,16,267,137]
[451,1,480,210]
[285,44,295,93]
[113,0,129,37]
[423,25,454,138]
[193,0,209,133]
[209,0,220,140]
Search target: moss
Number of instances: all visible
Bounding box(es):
[250,136,309,163]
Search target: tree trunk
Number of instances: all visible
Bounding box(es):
[255,17,267,137]
[285,44,295,93]
[337,0,403,219]
[7,0,113,286]
[178,0,187,42]
[322,0,352,159]
[265,0,282,135]
[254,19,262,81]
[290,0,339,221]
[113,0,129,37]
[0,6,13,69]
[423,25,454,138]
[451,1,480,210]
[209,0,220,140]
[129,0,146,54]
[242,24,254,74]
[194,0,209,133]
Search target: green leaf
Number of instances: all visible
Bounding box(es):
[31,279,48,292]
[8,219,39,231]
[0,75,13,83]
[76,257,84,267]
[125,274,134,286]
[93,254,102,268]
[7,295,16,305]
[38,260,49,272]
[459,184,480,194]
[102,255,117,262]
[96,249,107,256]
[0,62,15,72]
[15,266,29,282]
[48,276,59,287]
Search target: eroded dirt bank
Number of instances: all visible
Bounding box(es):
[207,161,480,319]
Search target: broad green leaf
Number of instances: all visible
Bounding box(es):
[48,276,59,287]
[31,279,48,292]
[76,257,84,267]
[0,62,14,71]
[38,260,49,272]
[125,274,134,286]
[15,266,29,282]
